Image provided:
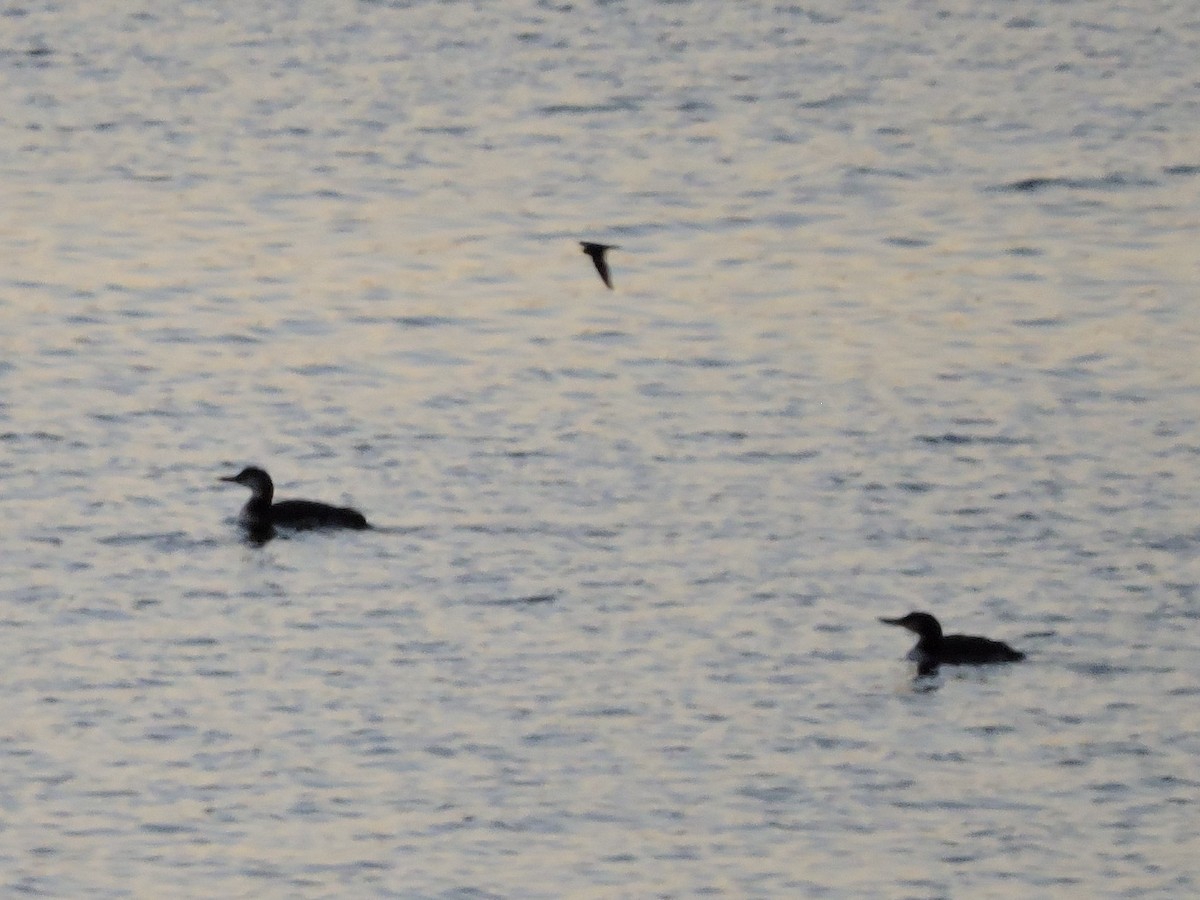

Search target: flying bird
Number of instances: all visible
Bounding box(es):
[580,241,618,289]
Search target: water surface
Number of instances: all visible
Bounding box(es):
[1,1,1199,896]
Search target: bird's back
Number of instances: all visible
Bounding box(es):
[939,633,1025,665]
[271,499,370,530]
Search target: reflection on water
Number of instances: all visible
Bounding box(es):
[2,0,1199,895]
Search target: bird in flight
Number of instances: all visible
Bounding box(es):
[580,241,618,289]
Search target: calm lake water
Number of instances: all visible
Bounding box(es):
[2,0,1199,896]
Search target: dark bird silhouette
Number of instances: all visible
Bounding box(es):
[880,611,1025,677]
[580,241,618,289]
[220,466,370,543]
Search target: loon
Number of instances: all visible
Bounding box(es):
[880,611,1024,677]
[580,241,618,289]
[220,466,370,539]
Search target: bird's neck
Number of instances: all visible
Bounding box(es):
[241,494,273,521]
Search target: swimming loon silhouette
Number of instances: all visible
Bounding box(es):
[880,611,1025,677]
[220,466,370,541]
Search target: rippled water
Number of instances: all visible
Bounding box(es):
[2,1,1199,896]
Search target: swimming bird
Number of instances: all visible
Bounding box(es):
[880,611,1024,677]
[220,466,370,541]
[580,241,618,289]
